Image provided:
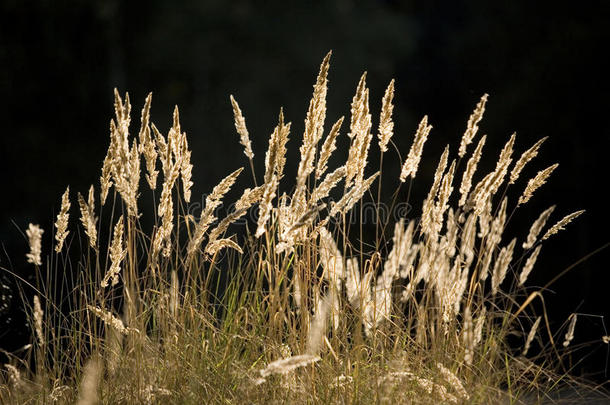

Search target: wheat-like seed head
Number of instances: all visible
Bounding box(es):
[264,109,291,185]
[459,134,486,206]
[205,188,258,256]
[236,186,263,211]
[149,140,171,254]
[188,168,243,255]
[477,197,493,240]
[33,295,44,346]
[377,79,395,153]
[106,90,141,216]
[206,209,246,252]
[420,146,449,236]
[229,95,254,159]
[491,238,516,296]
[153,158,180,259]
[101,216,125,288]
[523,205,556,249]
[206,238,243,256]
[345,73,372,187]
[400,115,432,182]
[348,72,368,140]
[563,313,577,347]
[470,133,515,216]
[355,91,374,186]
[523,316,541,356]
[294,51,331,205]
[25,223,44,266]
[329,172,379,217]
[138,92,159,191]
[53,186,71,253]
[311,165,346,204]
[518,163,558,205]
[256,174,279,238]
[519,245,542,286]
[78,189,97,248]
[474,307,486,346]
[113,88,131,124]
[100,142,114,205]
[178,129,194,203]
[479,198,508,282]
[509,136,548,184]
[459,93,488,158]
[304,50,331,147]
[459,212,477,267]
[431,160,456,239]
[316,116,344,179]
[542,210,585,241]
[87,305,128,335]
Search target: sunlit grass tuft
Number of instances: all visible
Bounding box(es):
[1,51,606,404]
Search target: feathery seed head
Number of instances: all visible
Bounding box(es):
[491,238,516,296]
[87,305,128,335]
[563,313,577,347]
[470,133,515,215]
[518,163,558,205]
[523,205,556,249]
[54,186,71,252]
[102,216,126,288]
[510,136,548,184]
[311,165,346,203]
[230,95,254,159]
[459,134,486,206]
[316,116,344,179]
[459,93,488,157]
[542,210,585,241]
[420,146,449,235]
[26,223,44,266]
[188,168,243,256]
[523,317,541,356]
[378,79,395,153]
[33,295,44,346]
[78,188,97,248]
[400,115,432,182]
[519,245,541,286]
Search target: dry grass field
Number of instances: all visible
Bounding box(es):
[1,52,606,404]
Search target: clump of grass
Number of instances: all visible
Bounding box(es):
[1,51,606,404]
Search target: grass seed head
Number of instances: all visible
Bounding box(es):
[230,95,254,160]
[377,79,395,153]
[518,163,558,205]
[25,223,44,266]
[459,93,488,158]
[542,210,585,241]
[54,186,71,252]
[399,115,432,182]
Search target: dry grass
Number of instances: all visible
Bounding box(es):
[1,52,606,404]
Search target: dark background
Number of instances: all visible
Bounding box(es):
[1,0,609,382]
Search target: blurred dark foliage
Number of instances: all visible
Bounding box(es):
[1,0,609,381]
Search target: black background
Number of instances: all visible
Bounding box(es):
[1,0,609,382]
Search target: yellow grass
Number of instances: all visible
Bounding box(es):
[1,53,605,404]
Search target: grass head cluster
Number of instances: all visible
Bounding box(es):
[1,52,601,404]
